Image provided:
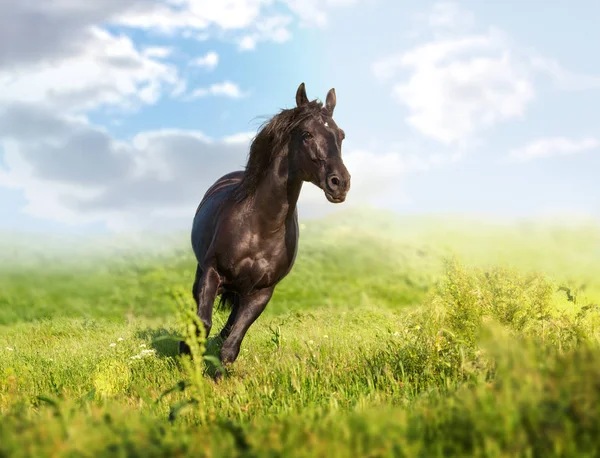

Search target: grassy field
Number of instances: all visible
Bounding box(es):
[1,208,600,457]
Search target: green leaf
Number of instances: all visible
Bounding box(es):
[168,398,198,422]
[158,380,189,402]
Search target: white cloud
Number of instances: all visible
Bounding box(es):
[142,46,173,58]
[0,0,362,114]
[508,137,599,162]
[239,36,258,51]
[115,0,268,33]
[0,101,449,230]
[284,0,360,28]
[373,2,600,149]
[113,0,352,48]
[237,15,293,51]
[0,0,146,68]
[190,81,246,99]
[0,0,360,70]
[0,0,369,230]
[394,43,534,148]
[0,26,180,113]
[374,22,534,148]
[0,104,248,230]
[530,56,600,91]
[427,2,474,31]
[191,51,219,70]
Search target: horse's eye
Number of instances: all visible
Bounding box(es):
[302,131,313,140]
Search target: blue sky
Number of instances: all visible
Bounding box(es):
[0,0,598,232]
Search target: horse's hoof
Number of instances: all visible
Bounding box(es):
[213,368,225,382]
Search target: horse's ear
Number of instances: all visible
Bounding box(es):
[296,82,309,107]
[325,88,336,114]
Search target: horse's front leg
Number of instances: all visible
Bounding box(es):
[180,265,221,355]
[219,287,273,366]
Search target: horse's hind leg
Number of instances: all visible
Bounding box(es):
[180,264,221,355]
[191,264,201,306]
[217,293,240,341]
[220,287,273,366]
[219,305,239,341]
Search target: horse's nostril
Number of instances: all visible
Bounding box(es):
[327,175,341,190]
[327,174,343,193]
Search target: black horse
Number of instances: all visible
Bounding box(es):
[181,83,351,372]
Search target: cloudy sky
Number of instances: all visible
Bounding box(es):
[0,0,598,232]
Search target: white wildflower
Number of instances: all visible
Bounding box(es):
[109,343,116,348]
[323,335,329,338]
[117,337,124,342]
[6,347,14,351]
[308,340,314,345]
[139,344,146,348]
[130,348,156,360]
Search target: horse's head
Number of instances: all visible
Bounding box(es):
[291,83,351,203]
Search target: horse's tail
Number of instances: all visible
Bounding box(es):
[216,290,239,313]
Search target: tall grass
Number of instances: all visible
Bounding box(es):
[1,211,600,456]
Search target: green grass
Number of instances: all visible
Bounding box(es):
[1,209,600,457]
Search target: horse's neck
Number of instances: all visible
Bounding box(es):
[252,154,302,231]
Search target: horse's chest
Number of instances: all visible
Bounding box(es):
[248,243,292,284]
[225,236,297,293]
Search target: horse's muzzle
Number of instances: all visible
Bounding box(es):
[324,166,350,203]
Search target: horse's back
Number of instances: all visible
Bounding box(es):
[191,171,244,262]
[195,171,244,215]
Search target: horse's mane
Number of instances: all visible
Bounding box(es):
[232,99,328,202]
